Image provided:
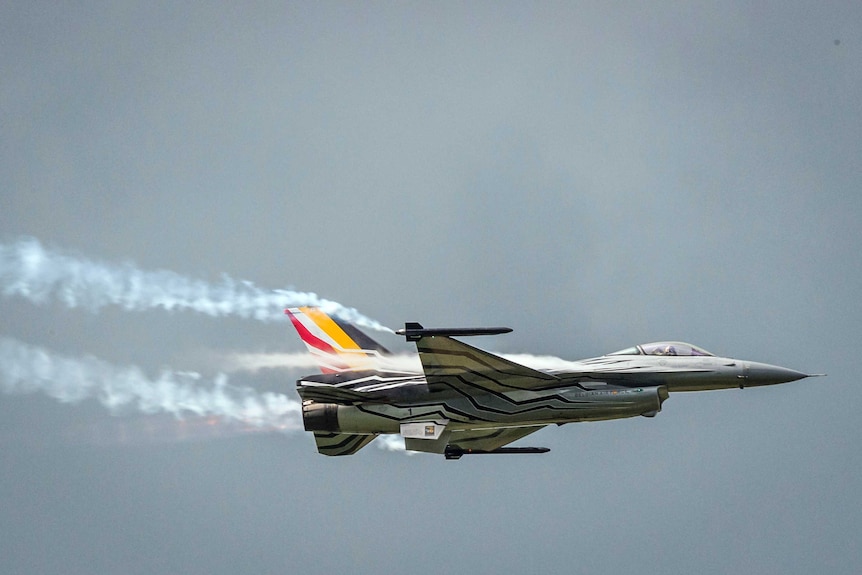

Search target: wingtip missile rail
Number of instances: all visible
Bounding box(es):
[444,446,550,460]
[396,322,513,341]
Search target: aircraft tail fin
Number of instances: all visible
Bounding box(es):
[286,306,390,374]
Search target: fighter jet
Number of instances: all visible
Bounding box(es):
[286,307,819,459]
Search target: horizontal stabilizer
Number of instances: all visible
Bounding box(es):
[297,383,377,404]
[396,322,512,341]
[313,432,376,456]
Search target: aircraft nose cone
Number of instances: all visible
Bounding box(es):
[744,362,810,386]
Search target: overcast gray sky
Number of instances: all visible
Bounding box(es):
[2,3,860,574]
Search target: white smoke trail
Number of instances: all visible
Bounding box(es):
[220,351,423,374]
[216,352,323,373]
[375,434,410,453]
[0,237,390,331]
[501,354,588,371]
[218,351,585,374]
[0,337,301,430]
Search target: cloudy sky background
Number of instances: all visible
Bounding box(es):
[2,3,860,574]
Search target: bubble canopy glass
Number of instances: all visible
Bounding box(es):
[606,342,714,357]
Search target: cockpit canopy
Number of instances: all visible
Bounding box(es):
[607,341,714,357]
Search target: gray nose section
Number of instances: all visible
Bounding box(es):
[743,362,810,386]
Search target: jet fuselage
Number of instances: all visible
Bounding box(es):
[298,341,810,438]
[285,306,816,457]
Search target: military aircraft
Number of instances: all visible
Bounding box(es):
[286,307,818,459]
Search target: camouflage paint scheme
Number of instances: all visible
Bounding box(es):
[287,308,814,459]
